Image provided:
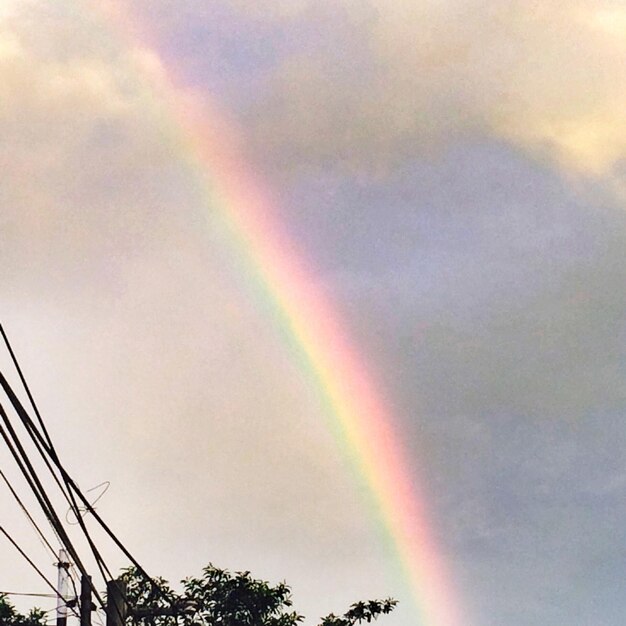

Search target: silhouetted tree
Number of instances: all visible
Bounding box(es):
[120,564,397,626]
[0,565,396,626]
[0,594,46,626]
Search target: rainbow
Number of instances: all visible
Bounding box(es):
[86,3,463,624]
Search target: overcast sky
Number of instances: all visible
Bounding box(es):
[1,1,626,625]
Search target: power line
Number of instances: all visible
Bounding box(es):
[0,467,57,559]
[0,381,131,626]
[0,327,172,620]
[0,333,120,617]
[0,525,76,617]
[0,404,105,609]
[0,330,79,515]
[0,324,55,452]
[0,326,115,596]
[0,348,119,606]
[0,327,115,591]
[0,370,166,602]
[0,591,57,598]
[0,415,64,547]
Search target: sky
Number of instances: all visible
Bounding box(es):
[1,1,625,625]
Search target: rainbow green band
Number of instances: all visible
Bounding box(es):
[87,3,463,623]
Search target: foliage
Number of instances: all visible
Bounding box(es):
[319,599,398,626]
[120,564,396,626]
[0,594,46,626]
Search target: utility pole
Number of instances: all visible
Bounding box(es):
[80,575,93,626]
[56,549,70,626]
[106,579,127,626]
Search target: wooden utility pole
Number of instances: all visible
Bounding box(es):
[106,579,127,626]
[80,575,93,626]
[56,549,69,626]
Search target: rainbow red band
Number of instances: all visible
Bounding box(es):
[86,3,464,623]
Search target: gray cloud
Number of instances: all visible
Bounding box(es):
[231,0,626,181]
[320,148,626,625]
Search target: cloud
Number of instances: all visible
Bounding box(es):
[0,6,193,295]
[234,0,626,180]
[0,4,382,602]
[105,0,626,182]
[2,4,625,624]
[408,234,626,420]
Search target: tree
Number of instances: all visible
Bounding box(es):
[0,564,396,626]
[120,564,397,626]
[0,594,46,626]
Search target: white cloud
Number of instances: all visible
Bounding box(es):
[239,0,626,181]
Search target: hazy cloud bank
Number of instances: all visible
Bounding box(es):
[233,0,626,182]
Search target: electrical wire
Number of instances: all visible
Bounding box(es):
[0,409,125,626]
[0,325,111,546]
[0,324,55,452]
[66,481,110,525]
[0,368,113,589]
[0,591,57,598]
[0,369,167,601]
[0,405,105,609]
[0,525,78,617]
[0,327,115,598]
[0,328,173,624]
[0,383,130,626]
[0,467,57,559]
[93,608,106,626]
[0,416,64,548]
